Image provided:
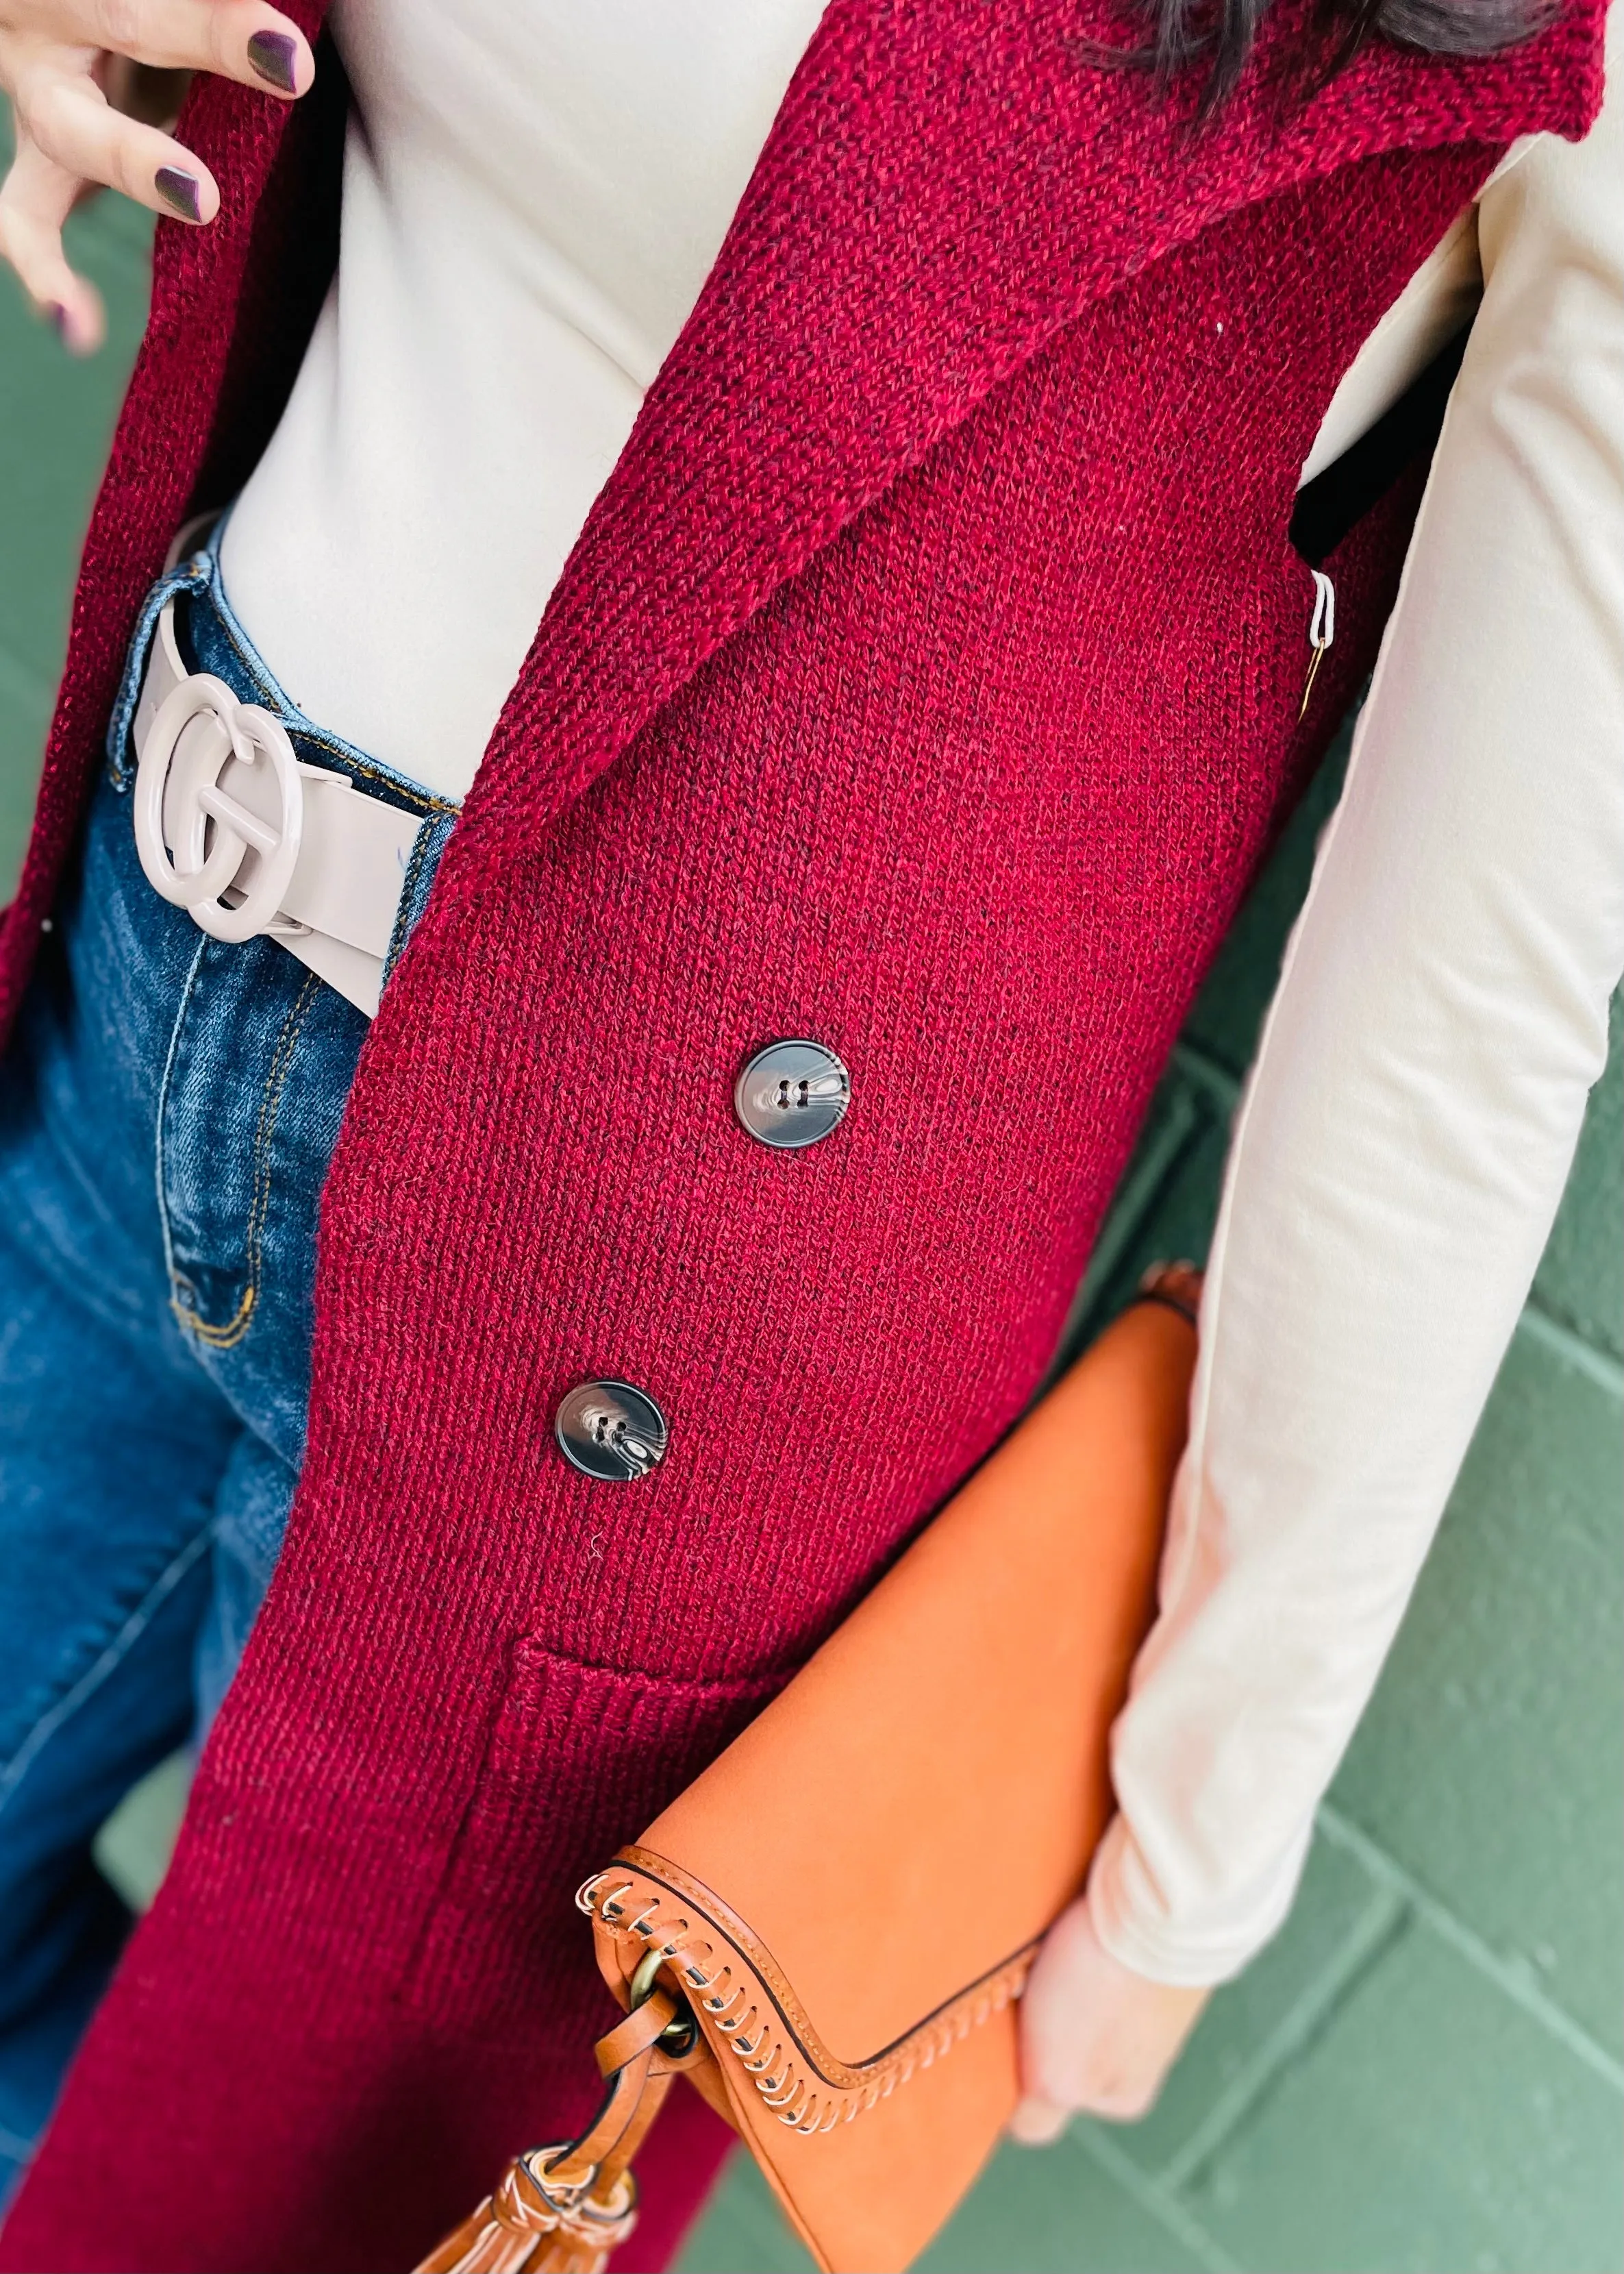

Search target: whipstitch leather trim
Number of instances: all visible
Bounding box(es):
[578,1850,1036,2136]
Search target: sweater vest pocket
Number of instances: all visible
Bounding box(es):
[401,1640,784,2031]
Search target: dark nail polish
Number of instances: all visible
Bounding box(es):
[247,29,299,92]
[154,166,203,222]
[47,301,70,341]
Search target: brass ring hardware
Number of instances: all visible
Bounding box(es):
[627,1947,699,2058]
[627,1947,666,2007]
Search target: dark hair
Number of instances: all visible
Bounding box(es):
[1127,0,1553,110]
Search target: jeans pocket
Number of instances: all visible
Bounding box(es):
[402,1642,784,2033]
[155,936,364,1376]
[156,943,319,1348]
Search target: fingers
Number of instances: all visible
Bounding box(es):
[1014,1894,1211,2131]
[1008,2096,1071,2147]
[0,0,310,356]
[0,134,105,351]
[9,0,312,97]
[12,64,219,221]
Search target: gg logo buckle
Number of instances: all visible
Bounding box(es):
[133,671,304,944]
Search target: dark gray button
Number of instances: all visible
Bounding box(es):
[734,1039,850,1149]
[554,1379,669,1481]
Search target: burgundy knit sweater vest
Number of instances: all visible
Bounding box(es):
[0,3,1603,2269]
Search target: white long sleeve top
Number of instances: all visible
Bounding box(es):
[222,2,1624,1984]
[1088,37,1624,1981]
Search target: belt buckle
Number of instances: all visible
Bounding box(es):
[134,672,305,944]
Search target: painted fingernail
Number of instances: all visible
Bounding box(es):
[47,301,70,341]
[154,166,203,222]
[247,29,299,92]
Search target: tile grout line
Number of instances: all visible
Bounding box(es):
[1169,1037,1242,1113]
[1317,1805,1624,2093]
[1153,1876,1410,2195]
[1516,1298,1624,1398]
[1071,2122,1246,2274]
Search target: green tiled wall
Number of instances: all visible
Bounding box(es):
[4,198,1620,2274]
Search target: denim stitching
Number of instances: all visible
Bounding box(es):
[0,1524,214,1816]
[104,557,210,792]
[170,969,321,1351]
[153,929,210,1321]
[384,809,454,981]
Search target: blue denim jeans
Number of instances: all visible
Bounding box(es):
[0,525,455,2197]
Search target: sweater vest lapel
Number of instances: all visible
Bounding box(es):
[455,0,1603,865]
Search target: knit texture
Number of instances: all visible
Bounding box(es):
[0,3,1603,2269]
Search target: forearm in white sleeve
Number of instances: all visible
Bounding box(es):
[1086,55,1624,1987]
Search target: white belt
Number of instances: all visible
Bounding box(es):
[131,600,428,1018]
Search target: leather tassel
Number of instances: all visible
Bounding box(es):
[414,2154,636,2274]
[414,2201,539,2273]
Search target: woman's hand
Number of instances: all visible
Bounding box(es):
[0,0,313,354]
[1012,1891,1210,2142]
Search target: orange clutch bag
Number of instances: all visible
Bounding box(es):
[419,1274,1198,2274]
